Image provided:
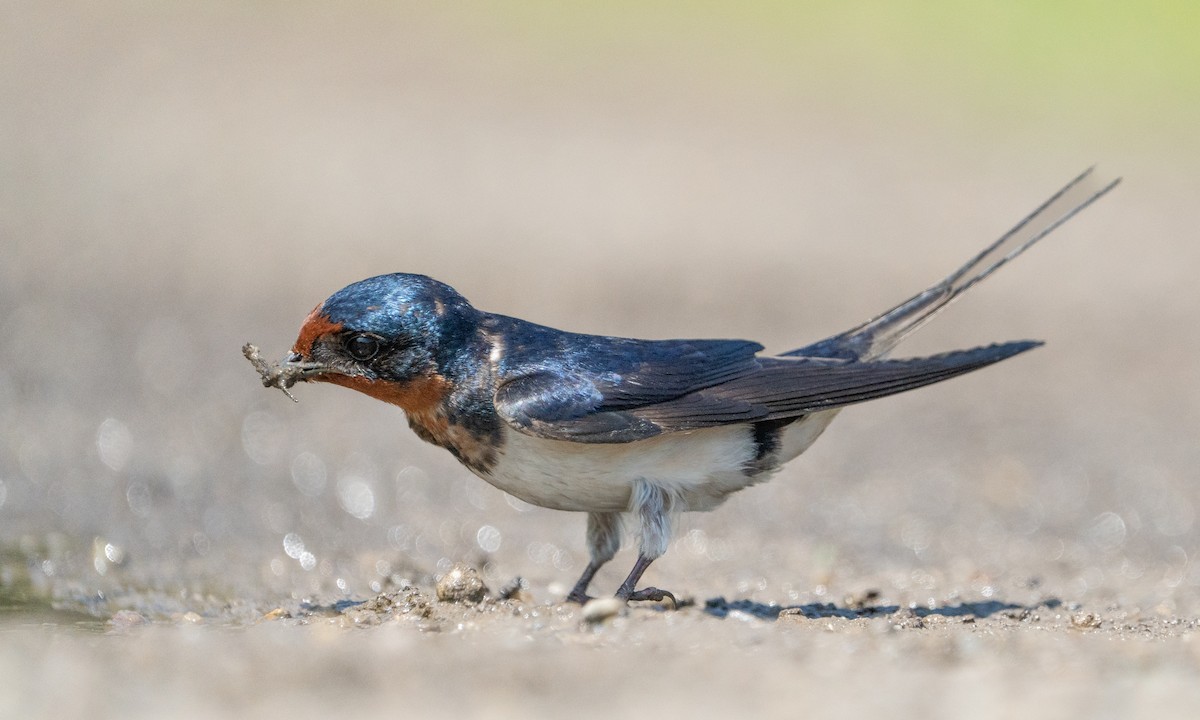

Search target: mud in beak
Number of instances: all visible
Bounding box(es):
[242,343,338,402]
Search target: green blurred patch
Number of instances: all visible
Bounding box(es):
[0,546,105,630]
[471,1,1199,124]
[0,546,46,613]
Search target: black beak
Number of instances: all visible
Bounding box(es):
[279,352,333,382]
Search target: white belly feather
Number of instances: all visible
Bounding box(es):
[476,410,839,513]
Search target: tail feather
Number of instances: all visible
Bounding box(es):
[785,168,1120,361]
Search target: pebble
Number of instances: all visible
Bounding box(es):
[436,563,488,603]
[581,597,625,624]
[109,610,148,630]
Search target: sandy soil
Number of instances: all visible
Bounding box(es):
[5,593,1200,720]
[3,3,1200,718]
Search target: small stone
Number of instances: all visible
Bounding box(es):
[262,608,291,621]
[581,597,625,624]
[891,607,926,630]
[180,611,204,624]
[109,610,147,629]
[1071,612,1102,629]
[435,563,488,603]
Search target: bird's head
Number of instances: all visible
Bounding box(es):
[283,273,478,412]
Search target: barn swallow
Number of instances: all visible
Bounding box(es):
[268,169,1118,604]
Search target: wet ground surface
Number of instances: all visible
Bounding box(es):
[4,2,1200,718]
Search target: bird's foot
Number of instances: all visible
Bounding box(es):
[617,586,677,608]
[565,589,594,604]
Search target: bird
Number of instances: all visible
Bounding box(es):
[269,169,1118,604]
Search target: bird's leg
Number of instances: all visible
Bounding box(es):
[614,554,674,605]
[565,511,622,603]
[614,480,677,606]
[565,562,603,604]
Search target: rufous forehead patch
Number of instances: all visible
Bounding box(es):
[292,304,344,357]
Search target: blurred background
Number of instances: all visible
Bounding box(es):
[1,0,1198,620]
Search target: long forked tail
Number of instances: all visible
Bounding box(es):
[783,168,1121,361]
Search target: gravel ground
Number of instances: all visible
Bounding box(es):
[3,3,1199,718]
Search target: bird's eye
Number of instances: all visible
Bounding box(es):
[345,334,381,362]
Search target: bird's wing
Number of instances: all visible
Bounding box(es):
[494,341,1040,443]
[492,336,764,442]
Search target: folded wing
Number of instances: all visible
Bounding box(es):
[495,340,1041,443]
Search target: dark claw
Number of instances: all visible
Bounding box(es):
[565,590,594,604]
[618,587,677,608]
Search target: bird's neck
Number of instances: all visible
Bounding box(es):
[405,401,502,476]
